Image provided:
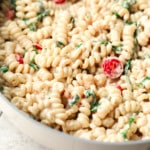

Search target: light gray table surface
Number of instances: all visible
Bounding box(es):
[0,112,48,150]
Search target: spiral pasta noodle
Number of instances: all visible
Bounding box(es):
[1,0,150,142]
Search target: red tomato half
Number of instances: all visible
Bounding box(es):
[15,54,24,64]
[54,0,66,4]
[102,57,123,79]
[7,8,15,20]
[34,43,42,51]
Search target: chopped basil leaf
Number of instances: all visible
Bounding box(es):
[56,41,65,48]
[11,0,16,11]
[121,130,128,140]
[112,44,123,51]
[142,76,150,82]
[29,59,39,70]
[69,94,80,106]
[75,43,83,49]
[122,115,135,140]
[132,23,140,57]
[23,18,37,31]
[70,17,75,24]
[143,76,150,82]
[33,48,39,54]
[0,66,8,73]
[134,23,141,38]
[122,0,136,10]
[29,63,39,70]
[85,90,99,112]
[85,90,96,99]
[113,12,122,19]
[124,60,133,90]
[124,60,131,75]
[125,20,134,25]
[128,116,135,126]
[100,40,110,46]
[37,9,50,22]
[122,1,130,9]
[28,23,37,31]
[33,45,40,54]
[0,86,4,92]
[22,17,29,24]
[90,100,99,112]
[23,7,50,30]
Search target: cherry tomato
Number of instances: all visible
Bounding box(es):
[54,0,66,4]
[34,43,42,51]
[102,57,123,79]
[15,54,24,64]
[7,8,15,20]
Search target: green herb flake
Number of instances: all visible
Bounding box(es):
[22,18,29,24]
[69,94,80,106]
[100,40,110,46]
[28,23,37,31]
[121,115,135,140]
[139,76,150,86]
[56,41,65,48]
[121,130,128,140]
[0,66,8,73]
[37,9,50,22]
[128,116,135,126]
[142,76,150,82]
[85,90,96,99]
[75,43,83,49]
[11,0,16,11]
[125,20,134,25]
[134,23,141,38]
[33,47,39,54]
[122,1,130,9]
[124,60,131,75]
[70,17,75,24]
[85,90,99,112]
[90,100,99,112]
[33,49,39,54]
[29,62,39,70]
[0,86,4,92]
[29,63,39,70]
[112,44,123,52]
[124,60,133,90]
[113,12,122,19]
[122,0,136,10]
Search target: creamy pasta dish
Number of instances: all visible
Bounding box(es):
[0,0,150,142]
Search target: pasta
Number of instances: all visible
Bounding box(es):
[0,0,150,142]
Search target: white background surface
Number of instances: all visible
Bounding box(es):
[0,112,48,150]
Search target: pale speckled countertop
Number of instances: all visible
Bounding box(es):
[0,112,48,150]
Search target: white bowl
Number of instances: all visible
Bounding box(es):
[0,93,150,150]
